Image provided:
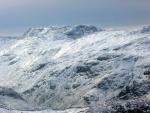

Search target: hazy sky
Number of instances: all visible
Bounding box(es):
[0,0,150,35]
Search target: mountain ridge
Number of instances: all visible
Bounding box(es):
[0,25,150,113]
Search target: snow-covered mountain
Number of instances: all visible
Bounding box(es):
[0,25,150,113]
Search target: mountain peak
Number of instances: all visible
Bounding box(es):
[23,25,100,39]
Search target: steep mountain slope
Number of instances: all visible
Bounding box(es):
[0,25,150,113]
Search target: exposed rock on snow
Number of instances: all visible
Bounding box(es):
[23,25,99,39]
[65,25,99,39]
[140,25,150,33]
[0,25,150,113]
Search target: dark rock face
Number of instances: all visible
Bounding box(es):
[65,25,98,39]
[97,54,120,61]
[141,26,150,33]
[112,98,150,113]
[144,66,150,75]
[31,63,47,72]
[84,95,99,105]
[118,81,149,99]
[72,83,80,89]
[76,65,91,73]
[0,87,24,101]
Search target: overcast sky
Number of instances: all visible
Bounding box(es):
[0,0,150,35]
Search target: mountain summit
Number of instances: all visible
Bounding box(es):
[24,25,100,39]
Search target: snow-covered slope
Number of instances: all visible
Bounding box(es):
[0,25,150,113]
[0,36,20,50]
[0,108,88,113]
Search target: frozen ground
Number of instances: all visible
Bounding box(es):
[0,25,150,113]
